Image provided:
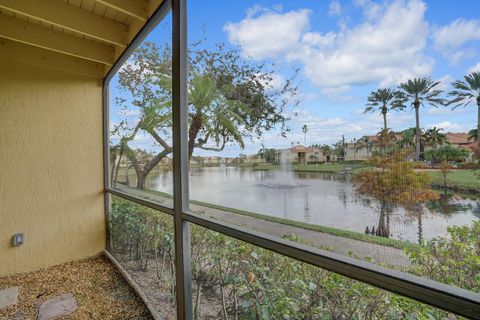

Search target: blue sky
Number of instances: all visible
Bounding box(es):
[110,0,480,157]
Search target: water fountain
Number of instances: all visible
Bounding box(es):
[258,150,306,189]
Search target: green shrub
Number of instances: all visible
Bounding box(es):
[110,196,471,319]
[405,221,480,292]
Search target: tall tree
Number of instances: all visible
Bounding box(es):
[447,71,480,156]
[364,88,406,130]
[353,149,439,242]
[333,138,346,160]
[189,43,299,159]
[302,124,308,146]
[114,43,173,189]
[468,128,478,143]
[397,128,416,149]
[423,127,447,149]
[399,78,445,160]
[375,128,397,155]
[114,42,299,189]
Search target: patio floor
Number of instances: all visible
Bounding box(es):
[0,256,153,320]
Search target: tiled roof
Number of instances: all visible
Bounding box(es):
[446,132,470,144]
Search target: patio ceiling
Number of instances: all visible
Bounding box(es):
[0,0,163,78]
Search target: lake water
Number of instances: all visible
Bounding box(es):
[151,166,479,243]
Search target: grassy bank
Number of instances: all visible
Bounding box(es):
[254,165,478,193]
[140,188,415,250]
[426,170,479,192]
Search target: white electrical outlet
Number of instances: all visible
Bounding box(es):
[12,233,24,247]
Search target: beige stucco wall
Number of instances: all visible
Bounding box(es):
[0,58,105,276]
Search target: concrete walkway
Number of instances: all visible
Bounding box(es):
[116,185,411,269]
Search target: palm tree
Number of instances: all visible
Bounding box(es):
[376,128,397,154]
[397,127,416,149]
[356,136,373,157]
[302,124,308,146]
[364,88,407,130]
[399,77,445,160]
[423,127,447,149]
[319,144,332,162]
[448,71,480,155]
[468,128,478,142]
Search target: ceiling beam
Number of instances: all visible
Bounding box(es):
[147,0,164,16]
[0,38,104,79]
[0,14,114,65]
[0,0,127,47]
[96,0,147,22]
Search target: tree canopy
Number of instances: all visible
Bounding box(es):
[113,41,300,189]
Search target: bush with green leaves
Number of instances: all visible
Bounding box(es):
[110,196,474,319]
[405,221,480,292]
[424,145,470,164]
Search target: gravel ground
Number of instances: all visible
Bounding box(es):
[0,256,154,320]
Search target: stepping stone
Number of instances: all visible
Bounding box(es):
[0,286,19,309]
[37,293,78,320]
[13,310,25,320]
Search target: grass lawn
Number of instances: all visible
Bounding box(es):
[427,169,479,191]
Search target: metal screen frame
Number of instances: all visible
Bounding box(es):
[102,1,480,319]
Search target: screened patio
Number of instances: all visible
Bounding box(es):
[1,0,479,319]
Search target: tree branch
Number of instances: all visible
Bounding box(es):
[148,128,172,150]
[143,148,172,175]
[194,135,227,152]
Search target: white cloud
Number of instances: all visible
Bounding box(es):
[320,86,354,102]
[328,0,342,17]
[433,19,480,50]
[246,5,263,18]
[258,73,286,92]
[468,62,480,74]
[353,0,382,21]
[425,121,466,132]
[433,19,480,64]
[426,107,465,116]
[224,9,311,60]
[288,109,411,145]
[225,0,432,90]
[436,75,453,92]
[303,92,318,102]
[117,108,140,117]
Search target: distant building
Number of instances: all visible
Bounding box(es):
[276,145,339,164]
[446,132,476,149]
[244,154,266,165]
[445,132,477,161]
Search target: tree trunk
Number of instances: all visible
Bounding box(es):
[417,211,423,244]
[220,283,228,320]
[233,288,238,320]
[113,147,124,188]
[188,115,203,159]
[382,106,387,130]
[110,151,117,187]
[477,98,480,157]
[377,202,388,237]
[414,101,421,161]
[194,281,202,320]
[136,171,147,190]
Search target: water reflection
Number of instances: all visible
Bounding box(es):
[149,166,479,243]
